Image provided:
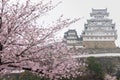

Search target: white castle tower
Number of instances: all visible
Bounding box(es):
[82,8,117,48]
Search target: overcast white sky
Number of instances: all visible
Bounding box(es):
[38,0,120,47]
[51,0,120,47]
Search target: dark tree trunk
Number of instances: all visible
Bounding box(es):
[0,43,3,65]
[0,17,2,65]
[0,17,2,29]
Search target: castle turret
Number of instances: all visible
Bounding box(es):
[64,29,83,49]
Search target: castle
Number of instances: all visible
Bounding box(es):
[64,8,117,49]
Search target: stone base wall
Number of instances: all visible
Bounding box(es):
[83,41,116,48]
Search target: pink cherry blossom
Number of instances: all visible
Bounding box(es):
[0,0,83,79]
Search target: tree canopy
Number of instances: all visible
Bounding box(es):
[0,0,82,79]
[86,57,105,80]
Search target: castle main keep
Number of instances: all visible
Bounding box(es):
[64,8,117,49]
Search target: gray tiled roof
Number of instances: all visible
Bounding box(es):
[64,29,83,41]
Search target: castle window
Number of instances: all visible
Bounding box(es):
[85,27,88,29]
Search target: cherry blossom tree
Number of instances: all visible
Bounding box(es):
[0,0,84,79]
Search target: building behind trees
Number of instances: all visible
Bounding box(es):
[64,8,117,49]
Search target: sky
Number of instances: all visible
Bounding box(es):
[51,0,120,47]
[37,0,120,47]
